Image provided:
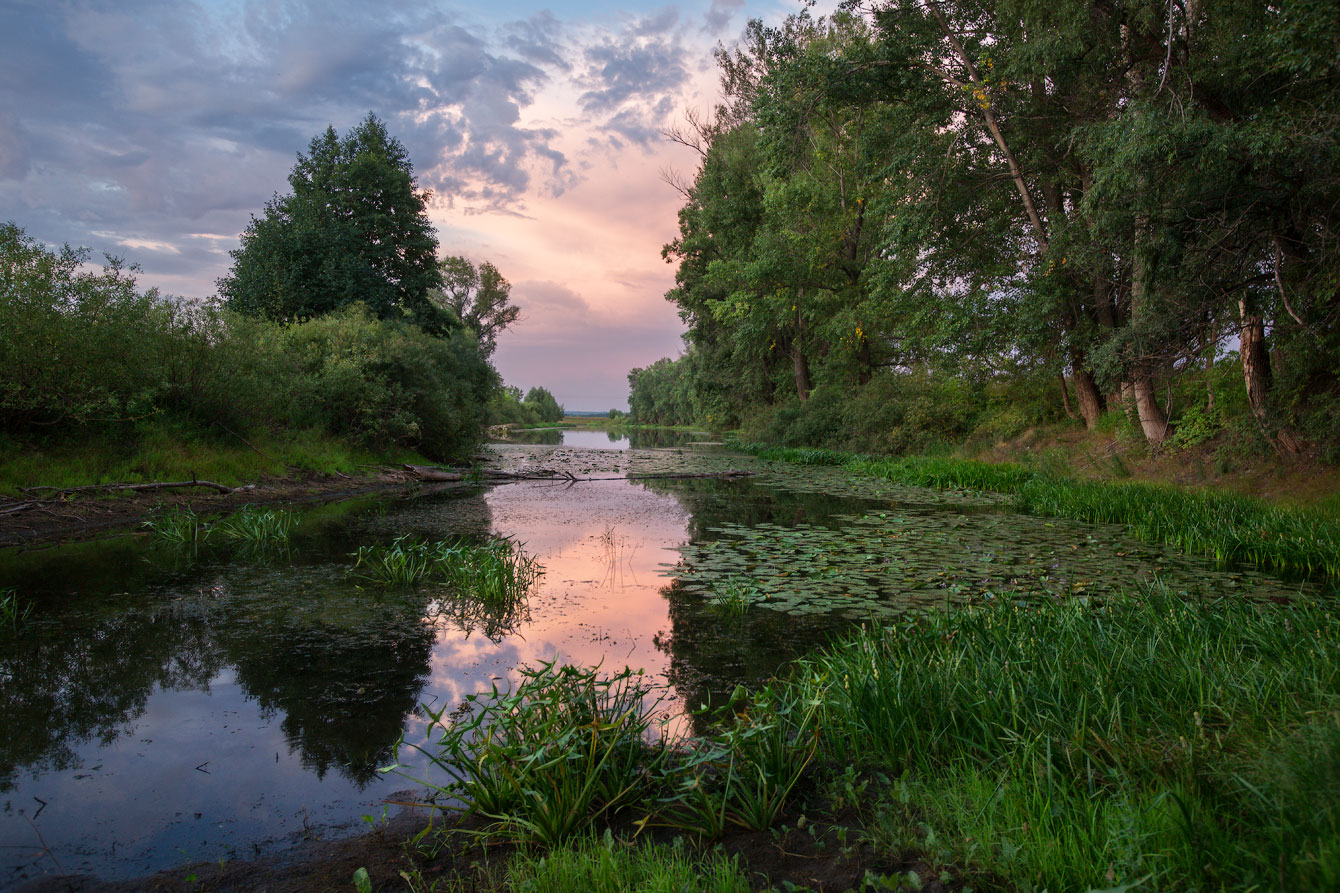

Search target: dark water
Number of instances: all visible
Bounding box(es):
[0,450,848,886]
[0,442,1319,887]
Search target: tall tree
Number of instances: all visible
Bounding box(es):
[219,114,447,332]
[431,257,521,357]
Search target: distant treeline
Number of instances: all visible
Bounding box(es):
[631,2,1339,461]
[2,116,553,466]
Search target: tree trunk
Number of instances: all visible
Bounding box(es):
[1132,371,1169,448]
[1060,375,1076,420]
[793,345,812,401]
[1238,296,1272,427]
[1071,367,1105,429]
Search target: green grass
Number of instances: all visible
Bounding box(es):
[1,587,33,631]
[396,662,671,846]
[506,832,751,893]
[351,535,543,608]
[792,584,1340,890]
[143,505,297,552]
[735,441,1340,580]
[0,424,431,495]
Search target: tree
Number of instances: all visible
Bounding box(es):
[430,256,521,357]
[523,386,564,422]
[218,114,448,332]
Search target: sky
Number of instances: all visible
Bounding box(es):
[0,0,819,410]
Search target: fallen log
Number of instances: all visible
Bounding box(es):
[21,477,240,497]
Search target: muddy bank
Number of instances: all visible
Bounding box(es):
[0,470,450,549]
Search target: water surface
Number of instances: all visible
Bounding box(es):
[0,442,1318,886]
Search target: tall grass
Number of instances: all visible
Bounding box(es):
[1,587,33,631]
[351,535,542,608]
[793,584,1340,889]
[143,505,296,552]
[738,441,1340,579]
[398,662,670,845]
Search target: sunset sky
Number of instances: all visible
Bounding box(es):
[0,0,824,409]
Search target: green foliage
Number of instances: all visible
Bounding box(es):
[638,0,1340,456]
[1,588,33,632]
[397,662,669,846]
[506,832,751,893]
[143,505,297,552]
[1,223,497,467]
[523,386,564,423]
[218,114,447,332]
[797,584,1340,889]
[351,534,542,608]
[431,256,520,357]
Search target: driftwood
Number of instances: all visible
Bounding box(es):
[21,477,248,497]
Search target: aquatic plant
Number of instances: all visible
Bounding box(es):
[794,583,1340,889]
[210,506,298,547]
[142,506,206,547]
[352,534,542,607]
[395,662,670,846]
[705,576,758,618]
[1,587,33,631]
[662,683,820,835]
[743,443,1340,580]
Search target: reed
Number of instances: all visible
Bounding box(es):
[794,583,1340,889]
[351,534,542,607]
[210,506,298,547]
[397,662,669,846]
[1,587,32,630]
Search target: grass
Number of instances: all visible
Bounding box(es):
[395,662,671,846]
[143,505,297,551]
[706,576,756,618]
[352,535,542,608]
[0,424,432,495]
[734,440,1340,580]
[1,587,33,631]
[505,832,751,893]
[791,583,1340,890]
[404,584,1340,889]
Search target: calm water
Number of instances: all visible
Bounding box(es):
[0,441,1318,887]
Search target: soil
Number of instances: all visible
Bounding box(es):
[0,469,437,550]
[14,805,965,893]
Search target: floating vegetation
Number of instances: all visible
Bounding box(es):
[738,443,1340,580]
[665,510,1310,620]
[351,534,542,608]
[1,587,32,631]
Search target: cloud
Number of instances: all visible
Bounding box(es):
[704,0,747,34]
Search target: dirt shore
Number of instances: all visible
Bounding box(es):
[0,470,428,550]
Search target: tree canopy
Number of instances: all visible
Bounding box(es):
[218,114,449,332]
[635,1,1340,459]
[431,256,521,357]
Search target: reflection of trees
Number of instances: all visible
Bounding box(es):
[655,579,850,737]
[636,476,882,545]
[637,477,867,735]
[626,428,706,449]
[0,490,501,790]
[0,600,223,792]
[502,428,562,445]
[218,588,437,786]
